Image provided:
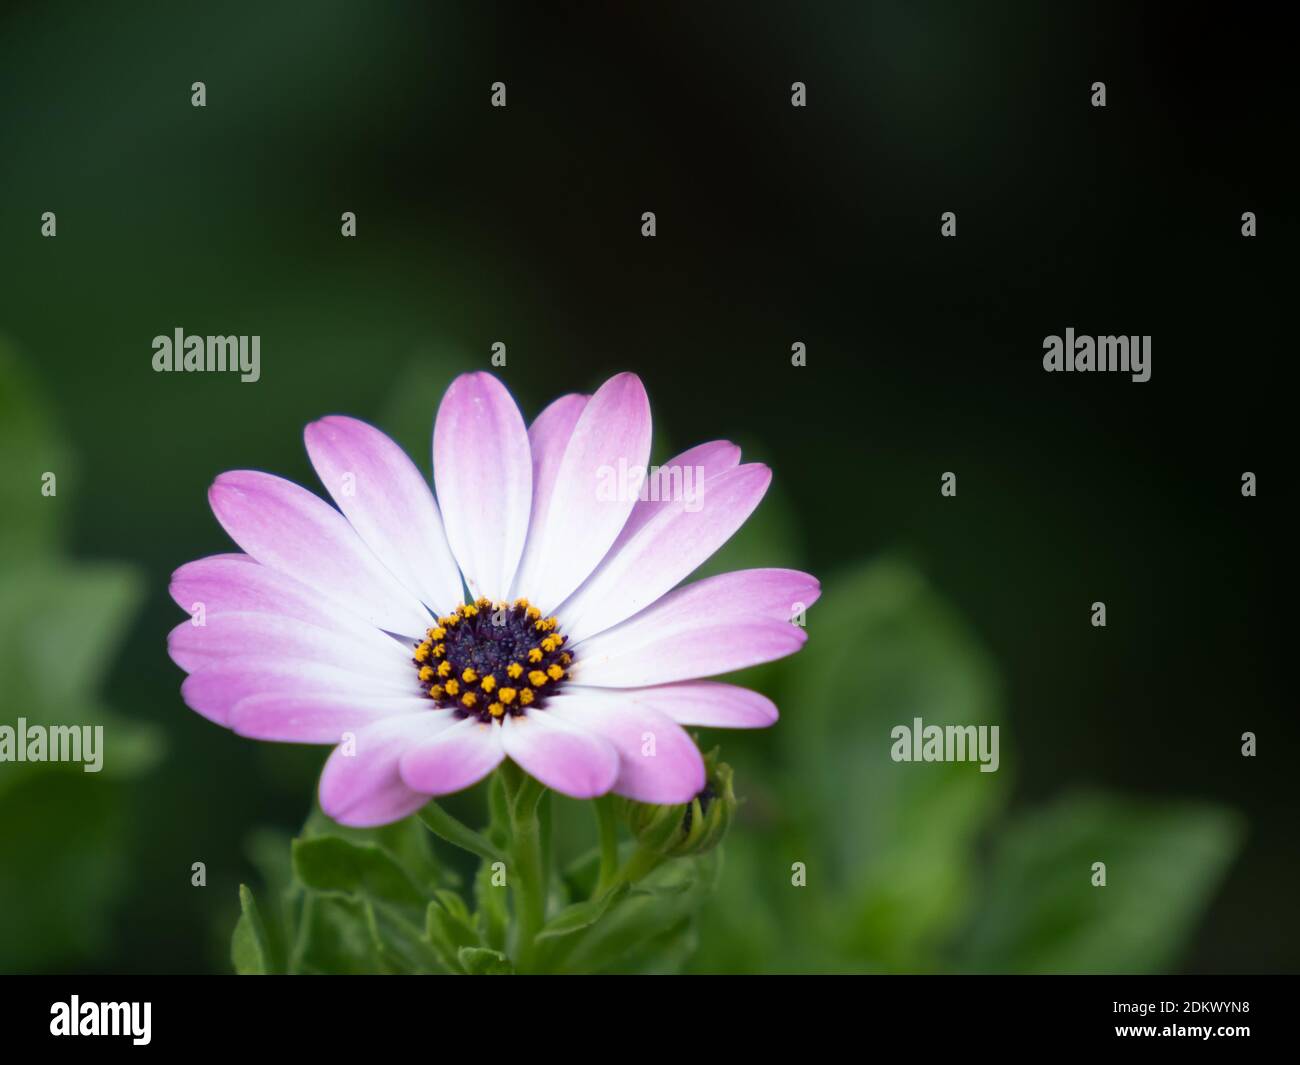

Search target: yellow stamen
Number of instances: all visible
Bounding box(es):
[528,670,548,687]
[413,643,431,663]
[436,661,452,678]
[546,664,565,682]
[444,679,460,697]
[499,687,517,705]
[461,667,478,684]
[488,701,505,718]
[428,684,443,699]
[480,675,497,693]
[519,688,534,706]
[527,648,543,664]
[418,665,435,683]
[462,692,478,708]
[432,643,445,658]
[507,662,524,679]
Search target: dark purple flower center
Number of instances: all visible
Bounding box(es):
[411,598,571,724]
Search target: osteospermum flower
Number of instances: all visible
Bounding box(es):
[168,372,819,826]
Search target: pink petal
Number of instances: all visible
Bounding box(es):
[500,710,619,798]
[432,373,532,602]
[513,394,589,603]
[208,471,431,636]
[181,654,413,726]
[167,611,409,676]
[546,692,705,803]
[569,568,817,686]
[229,692,435,743]
[398,717,506,796]
[169,554,380,639]
[614,440,741,543]
[557,463,772,643]
[319,712,456,827]
[304,416,465,614]
[566,680,778,728]
[510,373,652,612]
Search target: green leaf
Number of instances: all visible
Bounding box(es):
[425,893,482,971]
[783,557,1008,969]
[290,895,386,975]
[0,347,162,970]
[557,853,721,974]
[458,946,514,975]
[364,901,444,974]
[284,821,460,973]
[536,883,630,942]
[956,793,1242,973]
[231,884,274,975]
[0,563,162,787]
[291,836,427,910]
[301,806,449,887]
[474,854,510,953]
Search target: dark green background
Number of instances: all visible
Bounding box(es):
[0,1,1291,973]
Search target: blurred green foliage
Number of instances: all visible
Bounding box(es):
[0,343,163,970]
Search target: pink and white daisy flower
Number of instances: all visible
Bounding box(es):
[168,372,818,826]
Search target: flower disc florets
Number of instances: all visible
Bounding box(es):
[413,598,571,723]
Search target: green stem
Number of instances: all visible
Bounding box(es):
[508,771,548,972]
[593,796,620,895]
[417,801,503,864]
[601,843,665,896]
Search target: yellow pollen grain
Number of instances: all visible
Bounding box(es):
[499,687,517,705]
[413,643,430,663]
[507,662,523,679]
[519,688,534,706]
[559,652,572,665]
[418,666,435,683]
[539,635,559,653]
[462,692,478,708]
[514,598,530,609]
[430,626,446,640]
[432,643,445,658]
[526,606,540,620]
[428,684,443,699]
[546,664,565,681]
[444,679,460,697]
[528,670,548,687]
[476,597,491,608]
[436,661,452,678]
[488,701,505,718]
[527,648,543,664]
[461,667,478,684]
[444,614,460,627]
[481,675,497,693]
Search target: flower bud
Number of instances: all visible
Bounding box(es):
[619,748,735,857]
